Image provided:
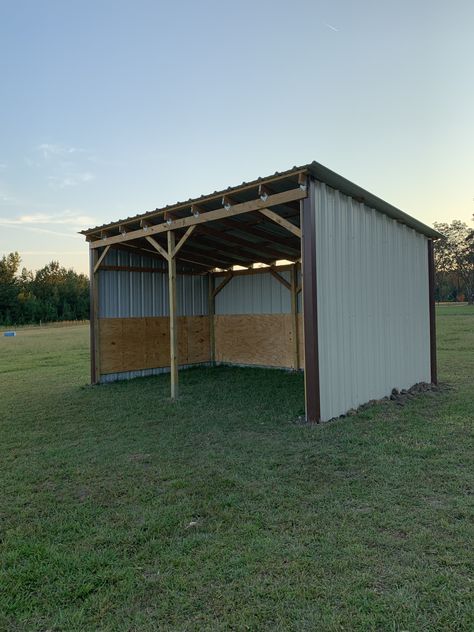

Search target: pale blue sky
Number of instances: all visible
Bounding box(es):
[1,0,473,274]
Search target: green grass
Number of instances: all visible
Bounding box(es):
[0,306,473,631]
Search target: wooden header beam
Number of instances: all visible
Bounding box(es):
[89,188,307,249]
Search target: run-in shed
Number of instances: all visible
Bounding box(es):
[81,161,441,422]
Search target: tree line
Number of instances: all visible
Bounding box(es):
[0,252,89,326]
[433,220,474,303]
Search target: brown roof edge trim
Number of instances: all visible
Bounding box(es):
[307,161,443,240]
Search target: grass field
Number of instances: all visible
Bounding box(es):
[1,306,473,631]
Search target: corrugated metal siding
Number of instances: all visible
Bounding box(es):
[98,249,208,318]
[314,181,431,421]
[100,363,212,384]
[215,270,300,314]
[97,249,208,382]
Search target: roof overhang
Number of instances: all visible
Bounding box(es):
[81,161,442,273]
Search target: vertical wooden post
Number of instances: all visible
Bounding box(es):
[427,239,437,384]
[301,178,321,423]
[208,272,216,365]
[290,263,299,370]
[89,246,100,384]
[167,230,178,399]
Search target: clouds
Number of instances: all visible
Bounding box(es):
[48,172,95,189]
[25,141,97,189]
[0,183,21,205]
[37,143,85,160]
[0,209,95,227]
[0,209,95,238]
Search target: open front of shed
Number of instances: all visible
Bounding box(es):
[81,161,442,423]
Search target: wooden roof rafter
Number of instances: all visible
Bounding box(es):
[88,187,307,250]
[81,167,308,238]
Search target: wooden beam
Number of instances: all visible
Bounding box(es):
[258,208,302,238]
[89,248,100,384]
[100,265,164,274]
[93,245,110,274]
[185,234,274,267]
[168,231,178,400]
[145,235,169,261]
[212,271,234,297]
[270,267,291,291]
[109,241,210,271]
[210,264,298,278]
[301,178,321,423]
[298,172,307,189]
[219,217,300,253]
[90,188,307,249]
[171,225,196,258]
[171,241,240,268]
[291,263,300,370]
[198,224,291,261]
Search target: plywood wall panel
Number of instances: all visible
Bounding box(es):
[187,316,212,363]
[144,317,169,367]
[99,316,210,375]
[214,314,297,368]
[100,314,302,376]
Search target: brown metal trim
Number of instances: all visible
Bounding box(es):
[427,239,437,384]
[301,178,321,422]
[89,248,99,384]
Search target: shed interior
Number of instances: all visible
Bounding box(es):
[83,166,310,397]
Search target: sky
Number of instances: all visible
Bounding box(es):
[0,0,473,275]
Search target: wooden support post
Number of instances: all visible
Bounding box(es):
[291,263,300,370]
[89,247,100,384]
[208,273,216,364]
[167,230,178,399]
[427,239,437,384]
[301,178,321,423]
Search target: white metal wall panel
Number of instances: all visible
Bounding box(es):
[98,249,208,318]
[215,270,299,314]
[314,182,431,421]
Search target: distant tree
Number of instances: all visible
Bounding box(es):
[433,220,474,303]
[0,252,21,324]
[0,253,90,325]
